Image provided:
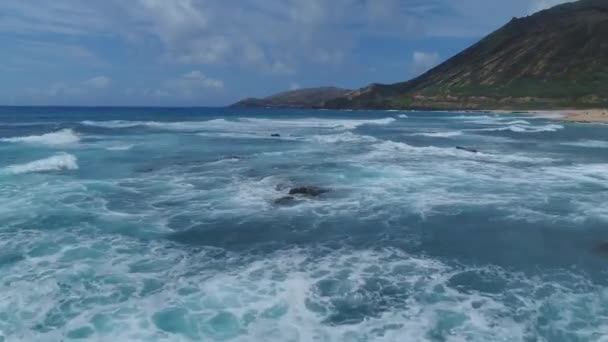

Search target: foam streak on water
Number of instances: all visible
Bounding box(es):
[0,107,607,341]
[1,129,80,146]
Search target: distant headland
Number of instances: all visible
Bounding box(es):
[232,0,608,113]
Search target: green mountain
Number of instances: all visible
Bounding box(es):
[231,87,351,108]
[325,0,608,110]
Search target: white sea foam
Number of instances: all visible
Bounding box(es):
[311,132,378,144]
[1,129,80,146]
[368,140,555,164]
[397,114,409,119]
[447,114,561,128]
[543,163,608,184]
[4,153,79,174]
[198,132,301,141]
[81,120,142,128]
[503,120,531,125]
[561,140,608,148]
[83,119,238,131]
[241,117,396,130]
[4,110,608,341]
[82,120,204,131]
[106,144,134,151]
[482,123,564,133]
[198,132,265,139]
[82,117,396,132]
[414,131,463,138]
[224,175,293,211]
[1,235,604,341]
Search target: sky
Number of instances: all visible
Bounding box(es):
[0,0,574,106]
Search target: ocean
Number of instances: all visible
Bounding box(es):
[0,106,607,341]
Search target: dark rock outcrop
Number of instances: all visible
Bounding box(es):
[274,196,296,205]
[275,183,290,191]
[456,146,479,153]
[273,185,330,206]
[288,186,329,197]
[136,167,156,173]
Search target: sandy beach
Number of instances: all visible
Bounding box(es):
[493,109,608,123]
[560,109,608,123]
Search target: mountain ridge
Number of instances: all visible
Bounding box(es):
[324,0,608,110]
[230,87,351,108]
[233,0,608,110]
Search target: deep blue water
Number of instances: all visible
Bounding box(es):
[0,106,607,341]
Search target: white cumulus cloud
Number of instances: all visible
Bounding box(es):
[179,70,223,88]
[110,0,438,74]
[84,76,111,88]
[164,70,224,97]
[410,51,441,75]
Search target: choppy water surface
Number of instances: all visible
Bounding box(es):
[1,107,607,341]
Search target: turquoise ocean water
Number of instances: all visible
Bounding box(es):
[0,107,607,341]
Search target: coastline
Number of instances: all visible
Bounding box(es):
[482,109,608,123]
[558,109,608,123]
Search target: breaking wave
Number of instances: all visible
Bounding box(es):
[4,107,608,341]
[81,120,200,131]
[482,123,564,133]
[4,153,79,174]
[561,139,608,148]
[1,129,80,146]
[368,140,556,164]
[81,117,397,132]
[414,131,463,138]
[106,144,135,151]
[311,132,378,143]
[503,120,532,125]
[240,117,396,130]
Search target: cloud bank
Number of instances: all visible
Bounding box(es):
[0,0,565,105]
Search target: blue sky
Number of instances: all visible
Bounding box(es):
[0,0,573,106]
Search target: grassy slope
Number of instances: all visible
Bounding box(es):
[327,0,608,110]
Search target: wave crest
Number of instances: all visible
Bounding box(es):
[240,117,396,130]
[82,117,397,132]
[415,131,463,138]
[484,124,564,133]
[106,144,135,151]
[311,132,378,143]
[1,129,80,146]
[561,140,608,148]
[4,153,79,174]
[369,140,555,164]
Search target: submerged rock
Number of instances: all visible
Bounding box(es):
[593,242,608,256]
[288,186,329,197]
[456,146,479,153]
[274,196,296,205]
[272,185,330,207]
[136,167,156,173]
[275,183,290,191]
